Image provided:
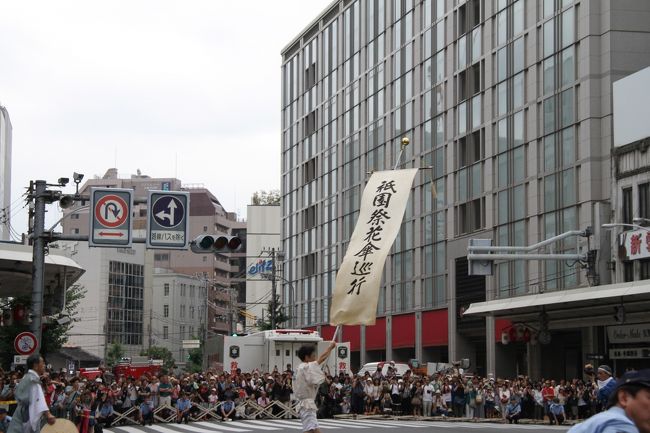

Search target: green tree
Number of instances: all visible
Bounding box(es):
[105,342,125,367]
[256,295,289,330]
[186,347,203,373]
[140,346,176,370]
[0,284,86,369]
[251,190,280,205]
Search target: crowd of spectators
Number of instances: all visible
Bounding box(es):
[0,362,619,432]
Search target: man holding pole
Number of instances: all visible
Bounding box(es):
[294,340,337,433]
[7,354,56,433]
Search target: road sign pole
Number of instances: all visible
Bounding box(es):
[30,180,47,351]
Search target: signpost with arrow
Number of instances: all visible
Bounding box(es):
[89,188,133,247]
[146,190,190,249]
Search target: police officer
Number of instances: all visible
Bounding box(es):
[568,369,650,433]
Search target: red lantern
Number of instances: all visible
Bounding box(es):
[509,326,518,342]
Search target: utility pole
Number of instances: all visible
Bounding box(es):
[270,248,277,330]
[30,180,47,349]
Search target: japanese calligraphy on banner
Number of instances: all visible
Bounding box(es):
[618,229,650,261]
[330,169,418,326]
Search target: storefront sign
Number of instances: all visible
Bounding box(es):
[609,347,650,359]
[248,259,273,276]
[608,323,650,343]
[619,229,650,261]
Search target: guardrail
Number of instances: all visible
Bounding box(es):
[110,400,299,426]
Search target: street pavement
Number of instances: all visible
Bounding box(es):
[105,419,572,433]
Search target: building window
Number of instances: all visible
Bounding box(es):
[180,284,186,297]
[203,226,208,232]
[139,208,147,217]
[190,306,195,319]
[73,228,80,234]
[107,261,144,346]
[154,253,169,261]
[639,183,650,221]
[179,325,185,340]
[622,187,633,225]
[164,283,169,296]
[163,305,169,318]
[641,259,650,280]
[180,305,186,318]
[623,261,634,282]
[190,286,195,298]
[70,213,80,219]
[163,326,168,339]
[457,198,483,234]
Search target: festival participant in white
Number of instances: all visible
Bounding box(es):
[7,354,56,433]
[294,342,337,433]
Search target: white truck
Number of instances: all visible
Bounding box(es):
[213,329,351,376]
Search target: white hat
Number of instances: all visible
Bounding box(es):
[95,378,103,383]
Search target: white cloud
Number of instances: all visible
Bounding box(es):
[0,0,331,233]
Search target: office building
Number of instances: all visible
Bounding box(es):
[281,0,650,376]
[0,105,11,241]
[61,169,247,359]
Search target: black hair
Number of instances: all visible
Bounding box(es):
[26,353,42,370]
[607,384,646,409]
[297,345,316,362]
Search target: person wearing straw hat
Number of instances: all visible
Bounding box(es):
[7,354,56,433]
[294,341,336,433]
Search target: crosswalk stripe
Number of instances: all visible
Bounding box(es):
[244,420,302,429]
[355,419,430,428]
[194,421,253,432]
[320,419,396,428]
[164,422,229,433]
[218,421,280,431]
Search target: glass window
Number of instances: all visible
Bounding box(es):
[514,110,524,147]
[513,146,525,182]
[543,96,556,134]
[436,51,445,83]
[543,0,554,18]
[497,82,507,116]
[513,72,524,110]
[513,185,525,219]
[561,88,574,127]
[544,134,555,171]
[497,47,507,82]
[561,8,574,48]
[544,19,555,58]
[561,127,575,165]
[497,154,508,187]
[561,46,574,86]
[472,94,482,129]
[472,27,482,64]
[498,190,509,224]
[562,168,575,206]
[543,57,555,94]
[513,37,525,73]
[458,102,467,135]
[544,174,556,210]
[497,10,507,46]
[437,20,445,51]
[513,0,524,35]
[498,118,508,152]
[458,35,467,70]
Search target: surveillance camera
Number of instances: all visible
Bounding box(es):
[73,172,84,183]
[58,177,70,186]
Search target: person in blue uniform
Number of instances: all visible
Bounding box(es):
[568,369,650,433]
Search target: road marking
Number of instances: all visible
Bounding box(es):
[194,421,254,432]
[219,421,280,431]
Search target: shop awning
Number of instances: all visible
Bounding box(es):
[464,280,650,320]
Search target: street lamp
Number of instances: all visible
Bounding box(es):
[602,223,650,232]
[633,217,650,225]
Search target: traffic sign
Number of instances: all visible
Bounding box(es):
[14,355,28,365]
[14,332,37,355]
[146,190,189,249]
[89,188,133,247]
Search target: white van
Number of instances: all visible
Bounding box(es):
[357,361,411,377]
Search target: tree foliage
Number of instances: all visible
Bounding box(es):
[140,346,176,370]
[251,190,280,205]
[105,342,125,367]
[256,295,290,331]
[0,284,86,369]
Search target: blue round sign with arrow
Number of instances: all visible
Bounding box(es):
[152,196,185,228]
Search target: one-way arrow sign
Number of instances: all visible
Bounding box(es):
[146,191,189,250]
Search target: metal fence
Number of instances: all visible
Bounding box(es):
[110,400,300,425]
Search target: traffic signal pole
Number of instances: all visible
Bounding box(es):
[270,248,277,330]
[30,180,47,350]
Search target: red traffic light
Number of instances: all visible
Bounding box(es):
[228,237,242,250]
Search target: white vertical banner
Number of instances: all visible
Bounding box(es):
[330,169,418,326]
